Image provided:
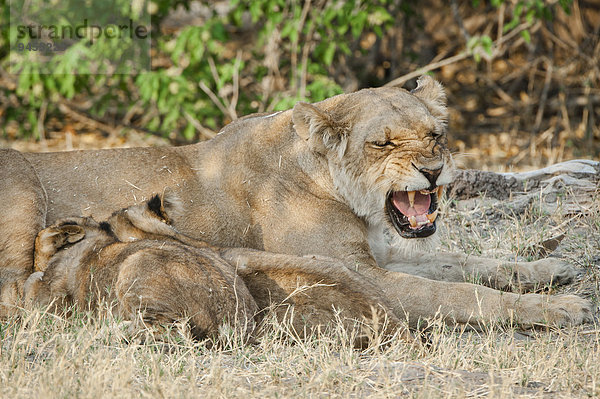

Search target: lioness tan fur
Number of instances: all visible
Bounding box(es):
[25,194,406,343]
[1,76,593,327]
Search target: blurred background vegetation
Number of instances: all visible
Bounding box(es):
[1,0,598,170]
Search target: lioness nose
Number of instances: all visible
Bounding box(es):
[419,167,442,188]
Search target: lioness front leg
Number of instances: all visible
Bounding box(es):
[384,252,578,292]
[219,248,409,336]
[221,248,592,330]
[372,269,593,329]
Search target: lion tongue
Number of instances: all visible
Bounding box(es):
[392,191,431,217]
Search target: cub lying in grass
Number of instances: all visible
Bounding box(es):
[24,193,407,343]
[24,195,258,340]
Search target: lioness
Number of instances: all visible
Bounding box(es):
[1,76,593,327]
[25,193,406,342]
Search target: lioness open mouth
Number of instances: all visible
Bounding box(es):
[385,186,443,238]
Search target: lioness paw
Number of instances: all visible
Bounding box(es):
[531,258,580,286]
[498,258,579,292]
[514,294,594,328]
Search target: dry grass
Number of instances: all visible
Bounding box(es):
[2,190,599,398]
[2,307,599,397]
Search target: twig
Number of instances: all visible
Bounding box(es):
[266,92,282,113]
[558,91,571,136]
[384,52,471,88]
[183,111,216,139]
[385,21,536,88]
[584,83,595,149]
[122,100,143,125]
[58,102,118,135]
[198,80,236,121]
[57,101,166,139]
[513,126,554,165]
[496,3,505,49]
[207,56,221,88]
[541,25,596,67]
[37,100,48,141]
[124,179,142,191]
[480,75,514,105]
[533,59,553,139]
[299,0,319,99]
[205,56,238,121]
[451,0,470,42]
[581,330,600,336]
[229,50,242,119]
[291,0,311,91]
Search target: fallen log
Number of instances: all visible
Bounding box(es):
[449,159,599,216]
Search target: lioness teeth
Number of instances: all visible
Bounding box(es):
[407,191,416,208]
[427,210,438,223]
[409,214,435,228]
[408,215,417,228]
[437,185,444,199]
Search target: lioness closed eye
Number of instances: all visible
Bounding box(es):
[1,75,593,328]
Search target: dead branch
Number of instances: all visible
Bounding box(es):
[449,159,599,215]
[385,21,538,88]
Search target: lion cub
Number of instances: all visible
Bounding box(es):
[24,195,258,340]
[25,194,407,343]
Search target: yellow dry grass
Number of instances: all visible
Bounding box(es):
[2,188,599,398]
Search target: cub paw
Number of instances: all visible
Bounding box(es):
[23,271,49,308]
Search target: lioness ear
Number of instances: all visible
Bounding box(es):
[160,188,184,221]
[292,102,348,155]
[410,75,448,121]
[147,194,170,223]
[292,102,329,141]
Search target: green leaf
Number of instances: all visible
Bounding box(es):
[210,22,227,42]
[162,107,180,130]
[336,24,348,35]
[503,16,519,32]
[351,10,367,38]
[280,21,295,39]
[249,2,263,22]
[338,41,351,55]
[183,122,195,140]
[521,29,531,43]
[370,7,392,25]
[323,42,336,66]
[17,69,31,96]
[467,36,478,51]
[323,8,337,24]
[231,7,243,26]
[525,9,535,24]
[515,2,524,16]
[559,0,573,14]
[481,35,493,55]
